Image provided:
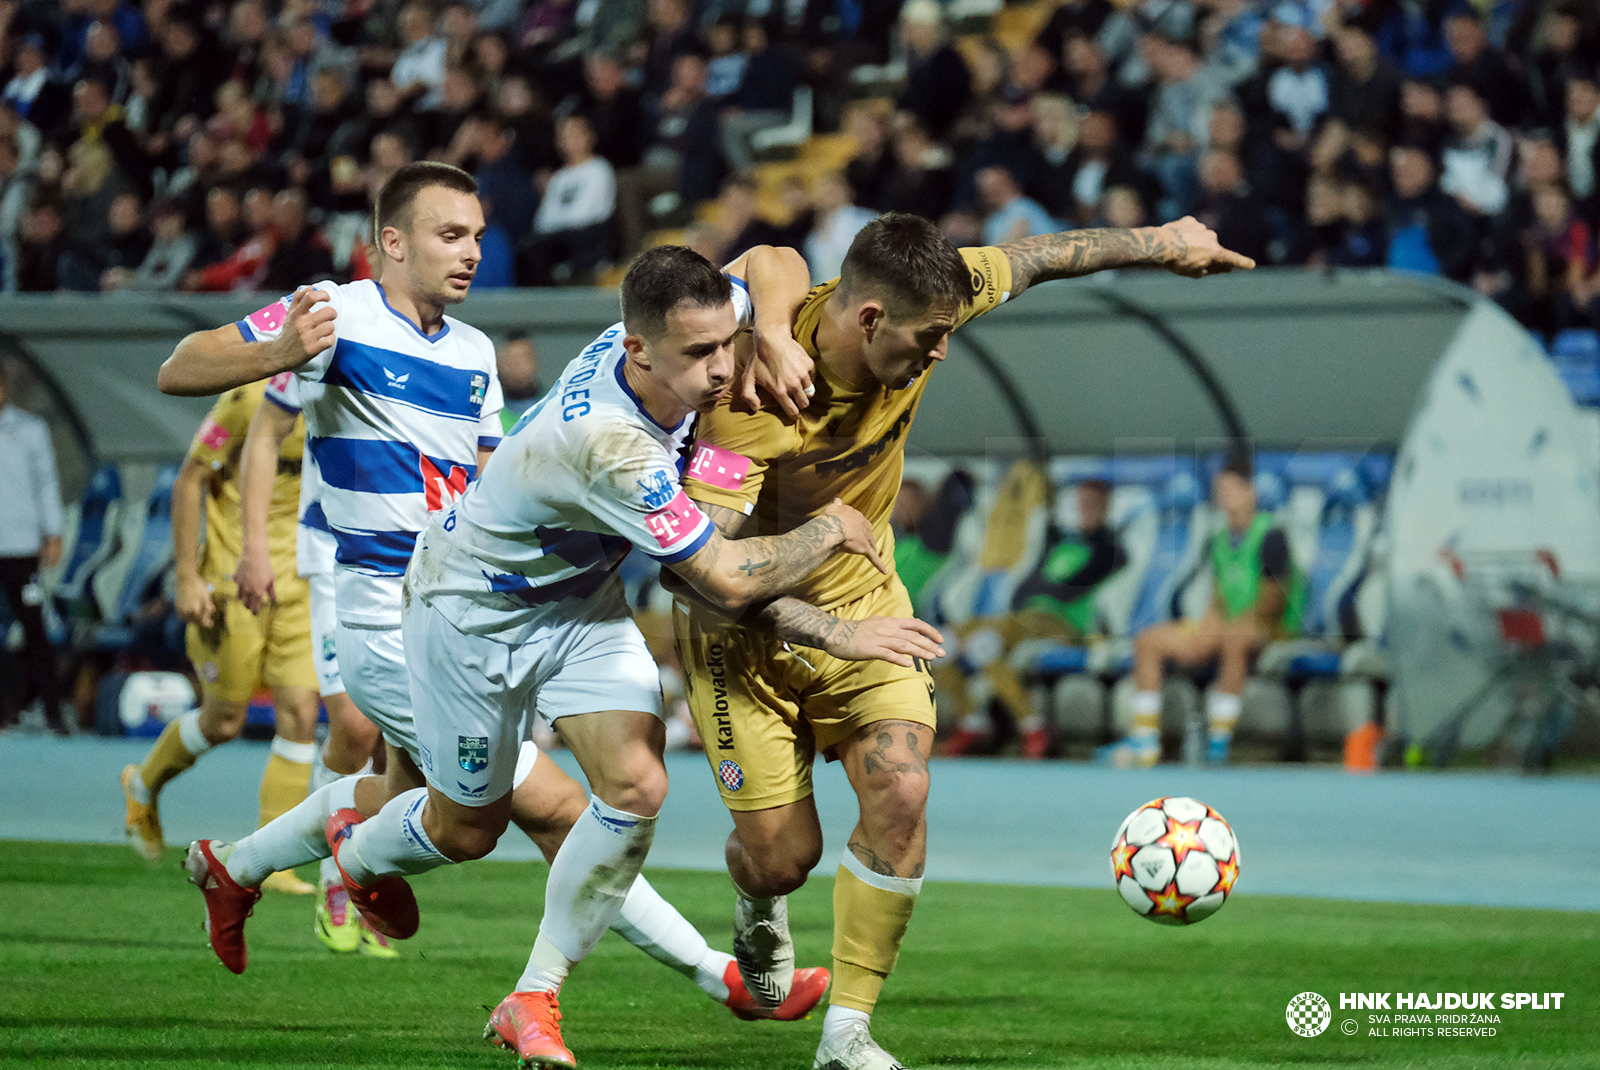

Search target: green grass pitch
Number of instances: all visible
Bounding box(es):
[1,842,1595,1069]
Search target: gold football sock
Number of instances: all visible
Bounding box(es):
[138,712,209,795]
[258,737,315,827]
[831,850,921,1014]
[985,662,1036,726]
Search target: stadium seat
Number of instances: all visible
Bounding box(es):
[92,464,180,650]
[749,86,814,158]
[51,464,124,625]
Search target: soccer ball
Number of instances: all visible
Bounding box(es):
[1110,796,1239,925]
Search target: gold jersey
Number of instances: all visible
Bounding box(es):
[187,380,304,591]
[684,246,1013,611]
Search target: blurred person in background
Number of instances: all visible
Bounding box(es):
[805,171,875,284]
[1104,452,1302,768]
[976,164,1057,244]
[496,331,543,433]
[1564,71,1600,213]
[1328,178,1386,267]
[940,479,1126,760]
[16,197,66,291]
[105,196,195,291]
[881,112,956,222]
[1521,181,1597,335]
[1440,81,1513,218]
[0,361,66,734]
[718,18,798,175]
[1194,148,1272,265]
[896,0,971,143]
[186,185,277,292]
[261,187,334,292]
[518,113,614,285]
[1387,142,1475,279]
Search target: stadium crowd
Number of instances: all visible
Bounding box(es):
[1,0,1599,329]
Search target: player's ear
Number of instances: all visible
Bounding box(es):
[380,225,405,262]
[622,332,650,368]
[858,301,884,339]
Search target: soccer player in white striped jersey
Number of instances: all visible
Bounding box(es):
[344,245,943,1068]
[156,164,839,1024]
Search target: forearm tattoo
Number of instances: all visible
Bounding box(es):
[751,597,857,650]
[999,227,1185,296]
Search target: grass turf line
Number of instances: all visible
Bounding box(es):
[0,841,1595,1069]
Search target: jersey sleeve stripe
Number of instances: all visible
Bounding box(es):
[477,435,502,449]
[236,321,256,342]
[264,392,301,415]
[644,518,713,564]
[332,527,420,575]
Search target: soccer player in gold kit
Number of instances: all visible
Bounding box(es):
[120,378,321,894]
[673,213,1252,1069]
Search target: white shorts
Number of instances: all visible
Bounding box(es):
[308,571,345,697]
[334,624,420,759]
[404,595,663,808]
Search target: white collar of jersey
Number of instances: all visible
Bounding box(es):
[611,350,691,435]
[374,281,451,343]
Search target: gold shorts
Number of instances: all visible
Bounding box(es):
[673,576,936,812]
[186,577,316,704]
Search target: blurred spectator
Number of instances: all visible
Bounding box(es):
[73,20,130,105]
[1059,33,1145,152]
[615,50,722,259]
[1284,171,1348,266]
[1527,4,1600,128]
[640,0,699,105]
[1388,143,1472,283]
[222,0,272,87]
[719,19,799,175]
[1565,72,1600,208]
[468,117,535,245]
[1444,9,1525,128]
[957,86,1047,210]
[66,75,149,198]
[1099,183,1150,229]
[94,189,152,287]
[57,140,127,290]
[1329,23,1403,139]
[568,53,647,171]
[262,188,334,291]
[1398,76,1447,157]
[844,104,895,213]
[392,1,449,111]
[0,360,67,734]
[1328,180,1385,267]
[1263,22,1329,147]
[519,114,615,286]
[1195,149,1271,265]
[149,16,225,139]
[1,132,35,292]
[16,198,66,292]
[882,112,956,222]
[110,197,195,291]
[896,0,971,143]
[1032,94,1079,221]
[285,68,364,179]
[3,35,63,128]
[1194,0,1265,89]
[1440,82,1513,217]
[1142,32,1231,216]
[1522,181,1597,333]
[976,165,1056,245]
[1057,109,1158,228]
[187,185,246,279]
[804,171,874,283]
[187,185,276,291]
[518,0,578,55]
[497,332,544,431]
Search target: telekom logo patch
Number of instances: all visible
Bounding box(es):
[688,441,751,491]
[266,372,294,393]
[198,417,230,450]
[646,492,704,549]
[421,455,470,512]
[245,298,290,335]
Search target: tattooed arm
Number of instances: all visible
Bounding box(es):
[667,497,884,613]
[670,502,945,664]
[998,215,1257,298]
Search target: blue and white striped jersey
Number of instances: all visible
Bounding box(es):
[267,372,336,579]
[252,280,503,625]
[407,284,752,647]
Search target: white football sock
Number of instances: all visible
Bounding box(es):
[126,768,151,806]
[822,1005,872,1043]
[309,747,339,792]
[1207,691,1242,740]
[517,798,657,992]
[610,875,734,1001]
[339,786,451,884]
[178,710,213,756]
[226,775,360,887]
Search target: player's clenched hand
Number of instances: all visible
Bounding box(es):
[175,572,215,628]
[823,615,945,667]
[1158,216,1256,278]
[822,497,887,574]
[233,545,275,614]
[274,286,337,365]
[737,326,815,419]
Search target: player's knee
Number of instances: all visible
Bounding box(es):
[430,814,507,862]
[593,757,668,818]
[745,834,822,893]
[198,701,247,744]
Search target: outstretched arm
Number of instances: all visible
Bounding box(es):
[157,288,336,396]
[723,244,816,418]
[998,216,1256,299]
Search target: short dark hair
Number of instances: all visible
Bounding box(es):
[1220,449,1253,481]
[1080,478,1113,497]
[838,212,976,316]
[374,161,477,241]
[620,246,733,339]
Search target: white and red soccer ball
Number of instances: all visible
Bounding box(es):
[1111,796,1239,925]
